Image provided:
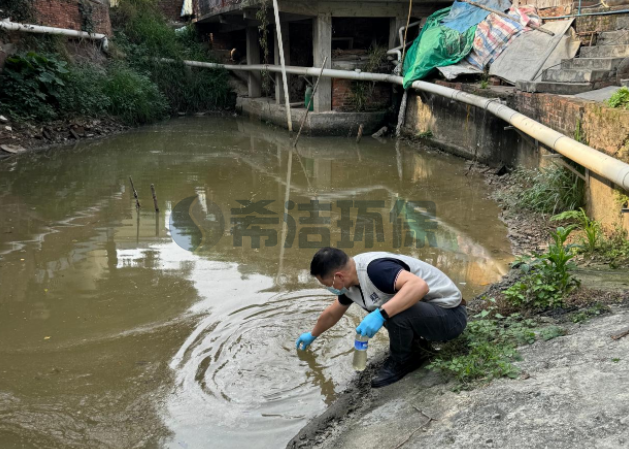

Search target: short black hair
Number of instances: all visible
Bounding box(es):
[310,247,349,278]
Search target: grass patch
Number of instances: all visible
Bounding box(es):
[570,302,611,323]
[512,165,584,215]
[416,130,434,138]
[428,312,537,387]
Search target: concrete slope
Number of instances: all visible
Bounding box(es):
[288,306,629,449]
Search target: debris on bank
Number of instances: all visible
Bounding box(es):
[0,116,129,158]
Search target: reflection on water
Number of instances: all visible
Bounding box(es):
[0,117,512,448]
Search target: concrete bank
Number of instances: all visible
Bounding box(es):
[403,82,629,230]
[287,302,629,449]
[236,97,388,136]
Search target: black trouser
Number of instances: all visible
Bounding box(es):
[383,301,467,364]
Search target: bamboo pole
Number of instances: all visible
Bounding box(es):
[272,0,293,132]
[150,184,159,212]
[293,56,328,148]
[460,0,555,36]
[129,176,141,209]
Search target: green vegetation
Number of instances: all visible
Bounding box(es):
[570,303,610,323]
[0,0,233,125]
[417,129,434,138]
[574,119,585,143]
[0,52,168,124]
[551,208,629,267]
[111,0,233,114]
[504,226,580,310]
[606,87,629,109]
[428,312,537,386]
[551,208,600,252]
[350,44,388,112]
[0,0,34,23]
[539,325,567,341]
[480,79,489,89]
[596,225,629,268]
[512,165,584,214]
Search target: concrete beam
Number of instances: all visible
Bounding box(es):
[274,22,291,105]
[246,26,262,98]
[277,1,435,17]
[312,13,332,112]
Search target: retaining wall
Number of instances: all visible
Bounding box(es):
[404,83,629,230]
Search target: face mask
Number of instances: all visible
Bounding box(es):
[326,274,349,296]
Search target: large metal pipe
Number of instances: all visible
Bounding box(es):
[181,59,629,190]
[0,20,108,49]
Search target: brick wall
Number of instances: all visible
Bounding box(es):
[158,0,184,23]
[34,0,111,35]
[332,79,391,112]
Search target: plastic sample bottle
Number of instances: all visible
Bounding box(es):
[352,333,369,372]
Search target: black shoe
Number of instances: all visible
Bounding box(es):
[371,356,424,389]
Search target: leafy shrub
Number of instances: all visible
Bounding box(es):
[504,226,581,310]
[606,87,629,109]
[428,314,537,385]
[514,165,584,214]
[102,63,168,124]
[56,64,111,117]
[0,52,69,120]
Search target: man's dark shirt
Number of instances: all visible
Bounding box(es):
[338,258,410,306]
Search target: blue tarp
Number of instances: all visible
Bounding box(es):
[441,0,512,33]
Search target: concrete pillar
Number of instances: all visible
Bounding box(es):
[246,26,262,98]
[389,16,405,49]
[274,22,291,105]
[312,13,332,112]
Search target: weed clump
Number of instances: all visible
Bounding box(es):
[606,87,629,109]
[504,226,581,310]
[428,311,537,386]
[511,165,584,215]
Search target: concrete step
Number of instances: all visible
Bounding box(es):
[622,79,629,88]
[580,45,629,58]
[561,57,625,70]
[597,30,629,46]
[516,80,594,95]
[542,68,613,83]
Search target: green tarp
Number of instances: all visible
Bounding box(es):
[402,8,477,89]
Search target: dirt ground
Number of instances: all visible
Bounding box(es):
[287,300,629,449]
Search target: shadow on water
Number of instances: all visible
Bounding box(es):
[0,116,513,448]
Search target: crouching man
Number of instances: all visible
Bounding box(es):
[296,248,467,388]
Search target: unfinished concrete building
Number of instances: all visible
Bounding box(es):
[194,0,435,133]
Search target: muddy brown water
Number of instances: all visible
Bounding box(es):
[0,117,513,448]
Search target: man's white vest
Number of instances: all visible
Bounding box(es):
[343,252,462,311]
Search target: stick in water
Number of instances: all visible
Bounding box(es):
[293,56,329,148]
[150,184,159,212]
[129,176,141,209]
[356,124,364,144]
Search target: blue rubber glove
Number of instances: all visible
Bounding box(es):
[296,332,317,350]
[356,309,386,338]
